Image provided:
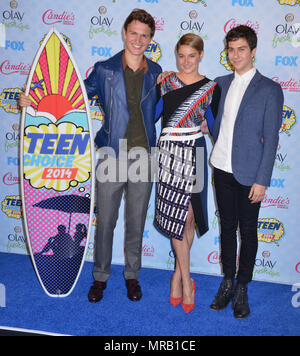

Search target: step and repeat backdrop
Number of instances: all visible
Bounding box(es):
[0,0,299,285]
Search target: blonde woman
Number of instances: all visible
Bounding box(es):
[155,34,220,313]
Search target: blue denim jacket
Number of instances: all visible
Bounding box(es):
[84,51,162,156]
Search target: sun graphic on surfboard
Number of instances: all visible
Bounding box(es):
[28,31,86,120]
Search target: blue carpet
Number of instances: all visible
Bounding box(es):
[0,252,299,336]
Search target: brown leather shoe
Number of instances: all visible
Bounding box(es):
[88,281,106,303]
[126,279,142,301]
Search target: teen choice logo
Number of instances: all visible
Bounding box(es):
[1,195,22,219]
[277,0,300,5]
[0,88,22,114]
[89,96,104,122]
[257,218,285,244]
[281,105,296,134]
[23,122,91,191]
[182,0,208,5]
[220,49,234,71]
[145,40,162,63]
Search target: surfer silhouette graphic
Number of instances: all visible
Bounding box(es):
[40,225,72,258]
[39,223,87,259]
[73,223,87,245]
[70,223,87,257]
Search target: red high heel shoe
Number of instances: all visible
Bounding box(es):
[182,278,195,314]
[169,275,182,307]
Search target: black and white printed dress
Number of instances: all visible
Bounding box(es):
[154,73,220,240]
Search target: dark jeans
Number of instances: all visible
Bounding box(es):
[214,168,261,284]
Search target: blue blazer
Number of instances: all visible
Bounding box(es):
[212,70,284,187]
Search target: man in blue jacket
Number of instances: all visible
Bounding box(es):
[19,9,162,303]
[85,9,161,303]
[209,26,283,318]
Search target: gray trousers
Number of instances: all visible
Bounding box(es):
[93,154,153,282]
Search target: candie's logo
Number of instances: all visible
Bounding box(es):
[208,251,221,265]
[272,76,300,92]
[261,195,290,209]
[277,0,300,5]
[1,195,22,219]
[142,244,155,257]
[42,9,75,26]
[3,172,20,186]
[0,60,31,75]
[0,88,21,114]
[257,218,285,244]
[145,40,162,63]
[153,16,165,31]
[224,18,260,34]
[281,105,297,135]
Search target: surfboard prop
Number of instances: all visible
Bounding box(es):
[19,27,95,297]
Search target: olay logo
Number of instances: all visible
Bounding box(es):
[42,9,75,26]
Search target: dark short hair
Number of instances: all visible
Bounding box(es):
[123,9,156,38]
[225,25,257,51]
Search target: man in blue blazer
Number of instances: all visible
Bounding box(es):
[209,26,283,318]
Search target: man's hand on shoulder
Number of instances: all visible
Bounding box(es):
[200,119,209,134]
[157,71,173,84]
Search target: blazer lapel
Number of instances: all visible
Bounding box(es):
[235,70,262,119]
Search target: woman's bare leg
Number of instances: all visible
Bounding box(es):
[171,203,195,304]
